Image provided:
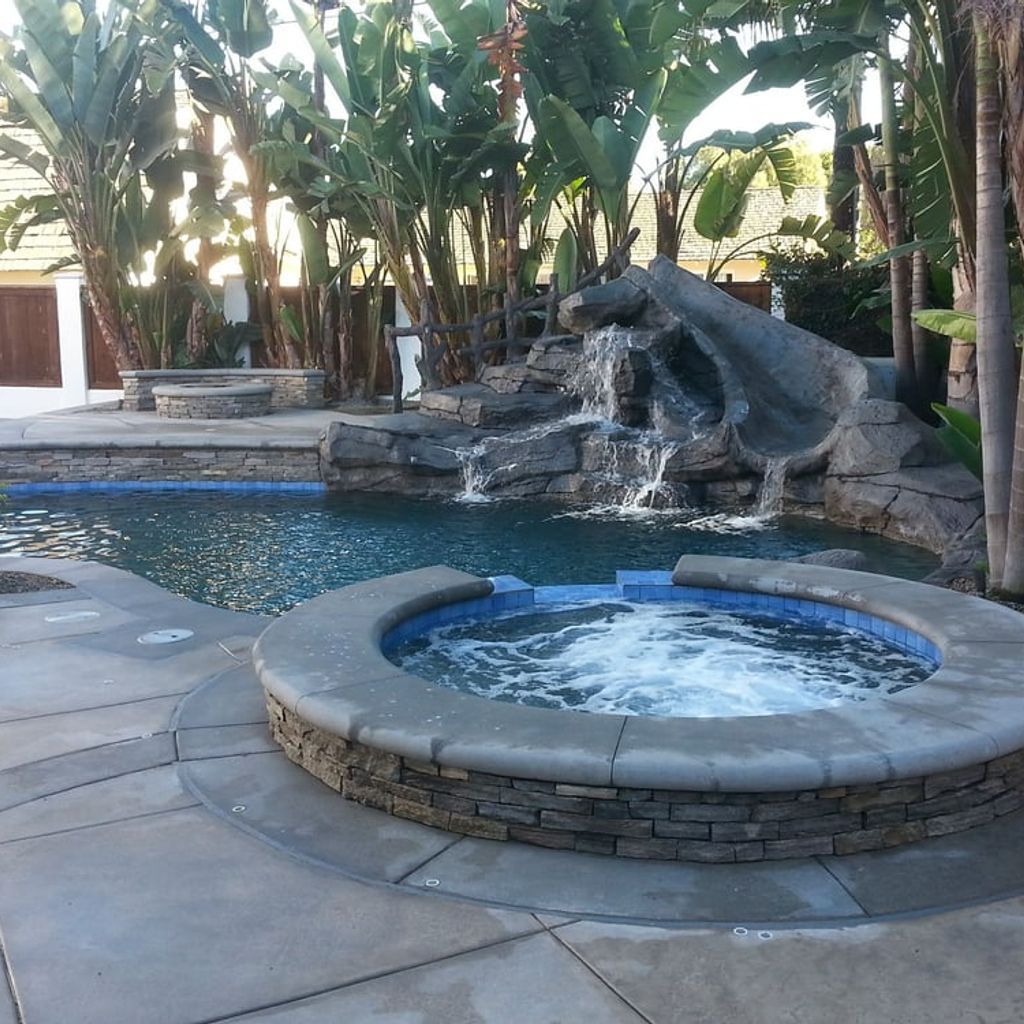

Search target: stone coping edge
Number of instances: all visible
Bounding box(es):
[255,560,1024,793]
[120,368,326,379]
[152,382,274,397]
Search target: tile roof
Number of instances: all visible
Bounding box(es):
[0,127,76,274]
[623,185,826,263]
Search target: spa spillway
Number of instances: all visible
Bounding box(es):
[254,556,1024,862]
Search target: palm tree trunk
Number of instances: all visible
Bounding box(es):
[993,0,1024,595]
[973,9,1018,591]
[879,35,917,409]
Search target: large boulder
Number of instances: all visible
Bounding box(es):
[319,413,477,494]
[824,465,983,552]
[829,399,947,476]
[478,362,562,394]
[418,383,573,428]
[558,277,647,334]
[793,549,870,570]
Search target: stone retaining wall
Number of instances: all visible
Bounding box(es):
[267,693,1024,862]
[121,369,325,411]
[0,446,321,483]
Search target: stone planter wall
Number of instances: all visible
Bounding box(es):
[267,693,1024,862]
[121,369,325,411]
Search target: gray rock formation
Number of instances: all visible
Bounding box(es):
[793,549,871,570]
[558,277,647,334]
[319,258,984,573]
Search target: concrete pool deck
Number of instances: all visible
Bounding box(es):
[4,555,1024,1022]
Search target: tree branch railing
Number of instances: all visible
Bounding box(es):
[384,228,640,412]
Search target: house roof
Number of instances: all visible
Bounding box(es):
[633,185,826,263]
[0,127,76,274]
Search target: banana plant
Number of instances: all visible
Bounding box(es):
[160,0,302,367]
[0,0,181,369]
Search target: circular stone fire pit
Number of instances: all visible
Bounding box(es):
[152,381,272,419]
[254,555,1024,862]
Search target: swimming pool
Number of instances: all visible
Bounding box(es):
[0,490,938,615]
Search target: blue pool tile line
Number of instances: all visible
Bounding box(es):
[381,573,943,668]
[534,584,620,604]
[6,480,327,495]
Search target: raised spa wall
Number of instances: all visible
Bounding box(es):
[257,561,1024,863]
[120,369,326,411]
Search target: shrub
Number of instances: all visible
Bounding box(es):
[762,250,892,357]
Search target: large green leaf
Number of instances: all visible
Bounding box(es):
[218,0,273,57]
[0,61,67,155]
[83,32,136,147]
[552,227,578,292]
[295,211,329,286]
[931,402,982,481]
[912,309,977,343]
[288,0,351,113]
[776,214,856,261]
[658,36,749,145]
[537,96,621,193]
[693,149,766,240]
[71,12,99,121]
[0,133,49,176]
[22,29,74,128]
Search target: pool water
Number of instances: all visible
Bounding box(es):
[0,491,938,616]
[392,601,934,717]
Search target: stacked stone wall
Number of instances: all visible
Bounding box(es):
[268,693,1024,862]
[1,446,321,483]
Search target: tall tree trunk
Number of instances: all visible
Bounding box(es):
[973,10,1018,591]
[848,85,888,246]
[829,94,857,247]
[187,108,217,365]
[879,35,917,410]
[994,0,1024,596]
[997,2,1024,242]
[911,249,935,402]
[655,157,682,262]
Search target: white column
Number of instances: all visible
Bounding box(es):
[394,299,423,399]
[222,275,252,367]
[55,272,89,406]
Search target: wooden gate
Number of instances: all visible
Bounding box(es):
[716,280,772,312]
[0,287,61,387]
[83,300,122,389]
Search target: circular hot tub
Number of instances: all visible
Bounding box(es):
[254,556,1024,862]
[152,381,272,419]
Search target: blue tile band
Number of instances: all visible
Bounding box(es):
[380,573,943,668]
[5,480,327,495]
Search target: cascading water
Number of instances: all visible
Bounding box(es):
[623,439,680,510]
[453,325,705,510]
[755,456,790,517]
[572,328,631,424]
[455,443,494,504]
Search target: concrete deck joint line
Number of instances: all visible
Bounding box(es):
[547,927,658,1024]
[187,928,549,1024]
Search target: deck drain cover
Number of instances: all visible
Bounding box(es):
[44,610,100,623]
[138,628,194,645]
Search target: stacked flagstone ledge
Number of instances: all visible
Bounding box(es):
[256,557,1024,862]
